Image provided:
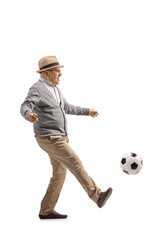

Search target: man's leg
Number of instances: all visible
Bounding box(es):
[39,155,67,216]
[36,136,101,203]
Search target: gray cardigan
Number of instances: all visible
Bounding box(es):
[20,80,90,137]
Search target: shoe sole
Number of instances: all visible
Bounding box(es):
[39,215,67,219]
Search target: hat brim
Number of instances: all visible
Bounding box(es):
[36,65,64,73]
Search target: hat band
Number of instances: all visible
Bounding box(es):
[40,62,60,70]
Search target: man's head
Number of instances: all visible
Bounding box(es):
[37,56,64,86]
[40,67,62,87]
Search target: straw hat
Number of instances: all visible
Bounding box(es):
[36,56,64,73]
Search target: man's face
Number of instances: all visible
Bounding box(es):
[44,67,62,86]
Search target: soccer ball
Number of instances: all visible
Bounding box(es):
[120,152,143,175]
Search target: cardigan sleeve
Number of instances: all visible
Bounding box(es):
[20,87,40,121]
[63,97,90,116]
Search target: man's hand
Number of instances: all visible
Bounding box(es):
[89,108,99,118]
[28,112,38,123]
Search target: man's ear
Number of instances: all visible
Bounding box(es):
[43,71,49,80]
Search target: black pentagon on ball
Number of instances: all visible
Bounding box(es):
[121,158,126,164]
[131,162,138,170]
[123,170,129,174]
[141,160,143,165]
[131,153,137,157]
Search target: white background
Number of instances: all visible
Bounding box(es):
[1,0,160,239]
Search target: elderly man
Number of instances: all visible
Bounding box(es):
[20,56,112,219]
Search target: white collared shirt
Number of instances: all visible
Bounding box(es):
[39,77,60,105]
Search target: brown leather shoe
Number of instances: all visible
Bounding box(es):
[39,210,67,219]
[97,187,113,208]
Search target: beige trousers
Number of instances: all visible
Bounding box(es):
[35,135,101,215]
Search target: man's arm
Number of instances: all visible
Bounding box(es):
[20,87,40,122]
[63,97,89,115]
[63,98,99,117]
